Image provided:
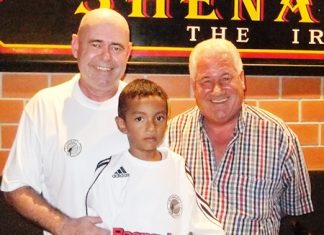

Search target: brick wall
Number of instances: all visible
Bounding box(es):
[0,72,323,174]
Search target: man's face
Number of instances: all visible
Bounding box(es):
[72,22,131,97]
[193,53,245,126]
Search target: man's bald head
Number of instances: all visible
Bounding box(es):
[78,8,130,41]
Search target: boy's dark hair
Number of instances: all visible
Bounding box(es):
[118,79,168,119]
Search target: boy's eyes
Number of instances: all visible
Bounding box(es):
[134,116,143,122]
[156,115,166,121]
[133,115,166,122]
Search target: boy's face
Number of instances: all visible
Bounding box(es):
[116,96,167,160]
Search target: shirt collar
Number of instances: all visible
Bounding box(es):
[237,103,246,134]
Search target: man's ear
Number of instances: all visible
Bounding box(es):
[115,116,127,134]
[126,42,132,60]
[71,34,79,59]
[239,70,246,91]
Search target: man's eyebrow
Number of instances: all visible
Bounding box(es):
[88,39,103,44]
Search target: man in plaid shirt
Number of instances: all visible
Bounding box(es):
[167,38,313,234]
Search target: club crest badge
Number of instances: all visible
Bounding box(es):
[64,139,82,157]
[167,194,183,218]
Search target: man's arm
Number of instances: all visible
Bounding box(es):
[4,186,110,235]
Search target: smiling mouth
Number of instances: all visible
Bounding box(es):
[96,66,112,71]
[210,96,228,104]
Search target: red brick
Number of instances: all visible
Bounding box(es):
[302,101,324,122]
[123,74,145,81]
[0,150,9,175]
[169,99,196,118]
[288,123,318,145]
[259,100,299,122]
[244,100,257,106]
[0,100,24,123]
[3,73,48,98]
[302,147,324,171]
[1,125,18,149]
[282,77,321,98]
[245,76,279,98]
[51,73,74,86]
[124,74,191,98]
[322,124,324,146]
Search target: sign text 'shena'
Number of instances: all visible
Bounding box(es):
[75,0,322,46]
[0,0,323,73]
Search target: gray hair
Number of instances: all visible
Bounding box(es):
[189,38,243,80]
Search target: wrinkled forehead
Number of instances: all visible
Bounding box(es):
[197,51,234,68]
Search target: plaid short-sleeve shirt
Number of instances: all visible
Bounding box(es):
[167,104,313,235]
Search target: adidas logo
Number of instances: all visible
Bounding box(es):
[112,166,130,178]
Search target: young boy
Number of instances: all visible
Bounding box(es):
[85,79,225,235]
